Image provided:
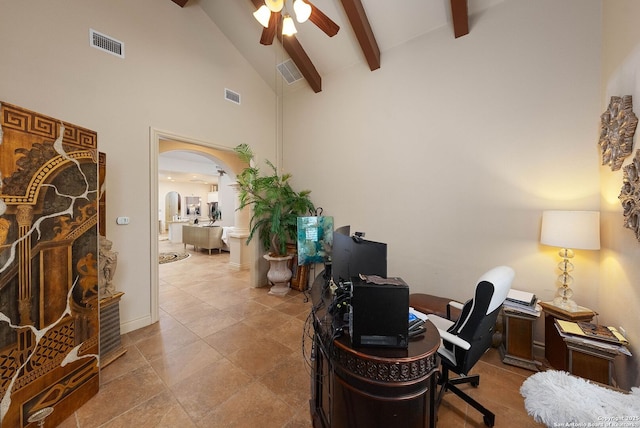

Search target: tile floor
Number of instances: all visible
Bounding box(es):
[60,239,543,427]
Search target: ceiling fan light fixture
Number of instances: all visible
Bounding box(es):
[253,5,271,28]
[282,14,297,36]
[264,0,284,13]
[293,0,312,23]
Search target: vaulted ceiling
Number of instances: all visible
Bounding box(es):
[172,0,504,93]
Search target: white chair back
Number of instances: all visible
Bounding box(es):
[478,265,515,314]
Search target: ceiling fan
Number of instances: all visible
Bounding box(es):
[251,0,339,45]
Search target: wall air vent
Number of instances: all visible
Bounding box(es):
[277,59,303,85]
[224,88,241,105]
[89,29,124,58]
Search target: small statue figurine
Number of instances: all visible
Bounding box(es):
[99,235,118,298]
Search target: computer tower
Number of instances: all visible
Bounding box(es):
[349,277,409,348]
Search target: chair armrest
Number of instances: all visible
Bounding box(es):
[430,314,470,350]
[446,300,463,320]
[448,301,463,310]
[437,329,471,351]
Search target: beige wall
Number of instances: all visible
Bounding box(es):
[600,0,640,389]
[0,0,276,332]
[283,0,603,356]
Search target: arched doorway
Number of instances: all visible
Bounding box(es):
[149,128,255,324]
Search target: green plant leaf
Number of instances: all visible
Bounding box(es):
[233,144,315,256]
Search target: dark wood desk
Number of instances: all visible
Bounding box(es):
[309,274,440,428]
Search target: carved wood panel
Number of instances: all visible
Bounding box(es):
[0,102,99,427]
[619,149,640,241]
[598,95,638,171]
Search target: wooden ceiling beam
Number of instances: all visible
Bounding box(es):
[307,1,340,37]
[450,0,469,38]
[171,0,189,7]
[339,0,380,71]
[278,34,323,93]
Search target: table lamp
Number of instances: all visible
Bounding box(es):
[540,210,600,311]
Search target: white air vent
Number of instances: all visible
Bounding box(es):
[90,29,124,58]
[224,88,241,105]
[277,59,303,85]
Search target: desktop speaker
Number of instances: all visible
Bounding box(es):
[348,276,409,348]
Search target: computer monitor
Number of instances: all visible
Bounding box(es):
[334,225,351,236]
[331,231,387,283]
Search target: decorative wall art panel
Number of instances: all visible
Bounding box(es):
[598,95,638,171]
[619,150,640,241]
[0,102,99,427]
[296,216,333,265]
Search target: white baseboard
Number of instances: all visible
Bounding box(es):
[120,315,153,334]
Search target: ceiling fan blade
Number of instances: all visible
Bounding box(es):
[260,10,281,45]
[307,1,340,37]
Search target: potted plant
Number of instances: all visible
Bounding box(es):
[234,144,315,295]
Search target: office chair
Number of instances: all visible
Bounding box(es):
[429,265,515,427]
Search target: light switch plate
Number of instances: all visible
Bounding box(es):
[116,216,129,225]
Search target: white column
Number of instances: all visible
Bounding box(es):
[227,182,256,279]
[228,182,250,235]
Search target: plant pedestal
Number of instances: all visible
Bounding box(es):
[264,254,293,296]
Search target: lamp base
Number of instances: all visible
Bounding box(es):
[553,296,578,312]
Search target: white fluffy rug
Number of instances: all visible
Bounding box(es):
[520,370,640,426]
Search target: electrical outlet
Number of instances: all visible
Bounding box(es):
[618,326,627,338]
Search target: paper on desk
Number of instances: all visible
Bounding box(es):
[507,289,536,306]
[503,300,542,317]
[555,324,632,356]
[557,320,629,345]
[556,320,584,336]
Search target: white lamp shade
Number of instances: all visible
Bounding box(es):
[207,192,219,203]
[293,0,312,23]
[253,5,271,28]
[265,0,283,12]
[540,210,600,250]
[282,15,297,36]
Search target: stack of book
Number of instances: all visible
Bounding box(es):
[503,289,541,317]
